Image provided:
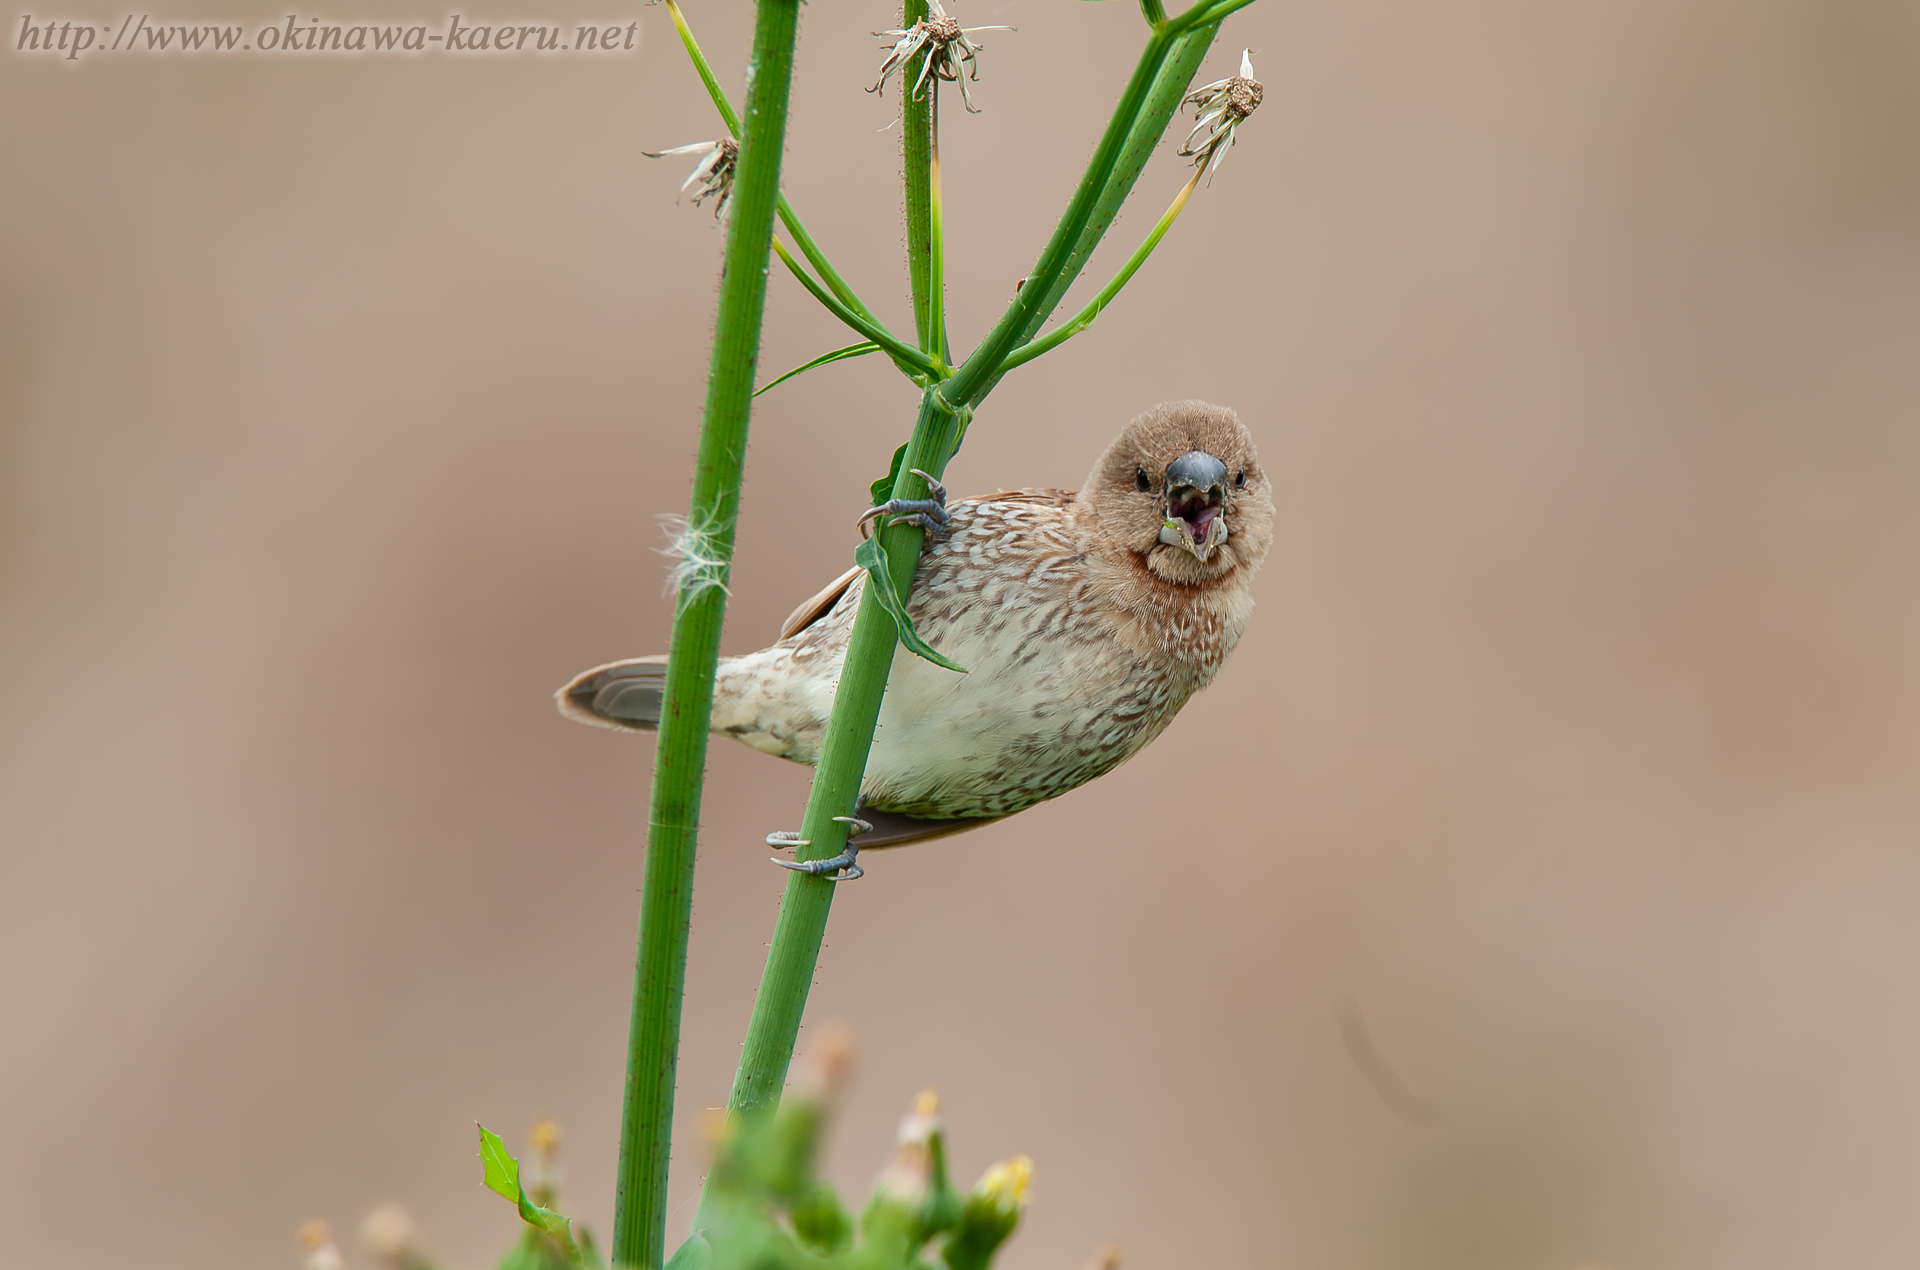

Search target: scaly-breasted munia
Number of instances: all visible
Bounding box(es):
[558,400,1274,851]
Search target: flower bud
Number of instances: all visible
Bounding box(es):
[942,1155,1034,1270]
[527,1119,563,1207]
[359,1203,429,1270]
[796,1022,856,1105]
[296,1220,345,1270]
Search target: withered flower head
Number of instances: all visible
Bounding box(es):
[870,1,1013,114]
[642,138,739,218]
[1177,49,1264,179]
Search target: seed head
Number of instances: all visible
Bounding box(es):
[1178,49,1264,180]
[870,1,1013,114]
[643,138,739,218]
[658,509,732,602]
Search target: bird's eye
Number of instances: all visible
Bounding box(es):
[1235,469,1246,489]
[1134,468,1151,492]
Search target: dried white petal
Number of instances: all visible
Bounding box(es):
[1176,49,1263,180]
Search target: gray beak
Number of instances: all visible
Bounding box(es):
[1158,450,1231,560]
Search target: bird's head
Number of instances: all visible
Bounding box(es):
[1085,400,1274,587]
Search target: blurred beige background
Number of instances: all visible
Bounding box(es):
[5,1,1920,1267]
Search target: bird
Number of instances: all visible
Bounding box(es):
[557,399,1274,871]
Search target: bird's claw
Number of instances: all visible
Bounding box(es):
[774,852,865,881]
[857,469,951,540]
[768,816,872,882]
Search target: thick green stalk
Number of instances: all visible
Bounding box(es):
[612,3,801,1268]
[722,0,950,1121]
[970,19,1222,405]
[725,393,965,1115]
[900,0,935,353]
[1021,21,1220,347]
[928,93,950,365]
[940,19,1196,406]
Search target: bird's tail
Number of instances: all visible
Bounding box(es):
[557,655,670,731]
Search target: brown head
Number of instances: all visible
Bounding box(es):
[1082,400,1274,586]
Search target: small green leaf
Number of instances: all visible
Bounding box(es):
[753,341,881,398]
[870,444,909,506]
[479,1124,522,1202]
[477,1125,593,1267]
[854,535,967,674]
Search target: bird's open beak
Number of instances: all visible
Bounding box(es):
[1158,449,1231,561]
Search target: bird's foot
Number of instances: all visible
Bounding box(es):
[768,816,872,882]
[856,469,950,540]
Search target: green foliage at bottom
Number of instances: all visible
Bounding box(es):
[672,1086,1030,1270]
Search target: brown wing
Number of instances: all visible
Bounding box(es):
[780,566,862,640]
[855,806,1005,849]
[780,493,1073,642]
[978,487,1078,507]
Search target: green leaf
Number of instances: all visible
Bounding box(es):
[479,1123,522,1202]
[870,444,908,506]
[854,535,967,673]
[477,1125,596,1267]
[662,1233,711,1270]
[789,1182,853,1255]
[752,342,881,398]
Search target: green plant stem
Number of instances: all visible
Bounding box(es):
[940,13,1213,407]
[997,168,1201,373]
[928,92,949,365]
[720,0,951,1122]
[663,0,888,332]
[1023,21,1219,343]
[725,392,965,1117]
[773,240,941,377]
[971,18,1222,405]
[900,0,935,353]
[1139,0,1170,26]
[1171,0,1261,36]
[612,3,801,1268]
